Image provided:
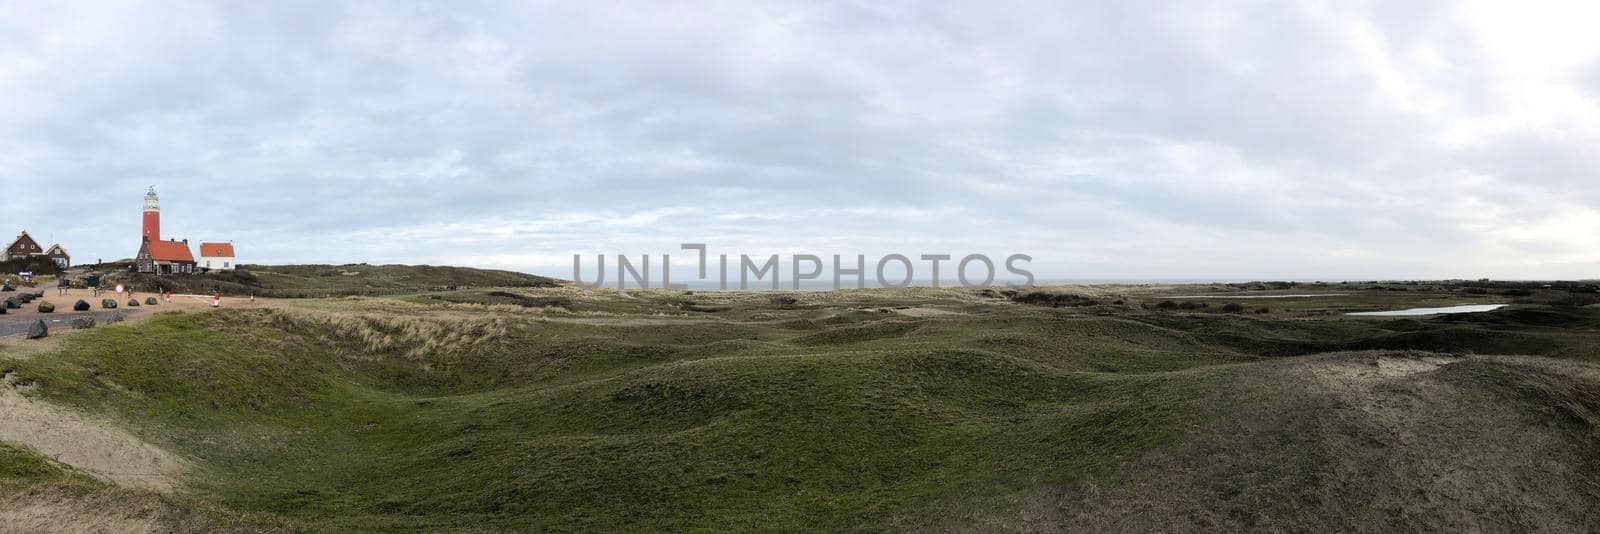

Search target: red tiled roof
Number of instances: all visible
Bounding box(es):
[147,240,194,262]
[199,242,234,257]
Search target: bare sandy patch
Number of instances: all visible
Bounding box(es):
[1309,352,1459,381]
[944,351,1600,532]
[893,307,964,317]
[0,375,185,492]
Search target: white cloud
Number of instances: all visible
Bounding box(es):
[0,0,1596,279]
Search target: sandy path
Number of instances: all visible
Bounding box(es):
[6,287,251,317]
[0,287,275,340]
[0,374,185,492]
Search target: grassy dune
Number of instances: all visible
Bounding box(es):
[3,284,1600,530]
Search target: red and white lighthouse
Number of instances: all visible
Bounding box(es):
[142,186,160,243]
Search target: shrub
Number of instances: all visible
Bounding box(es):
[0,258,63,276]
[485,291,572,308]
[1010,291,1098,308]
[1220,303,1246,313]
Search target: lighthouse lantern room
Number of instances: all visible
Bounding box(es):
[143,186,161,243]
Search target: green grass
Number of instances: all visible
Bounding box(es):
[2,304,1219,530]
[3,286,1599,530]
[0,439,113,505]
[0,441,67,481]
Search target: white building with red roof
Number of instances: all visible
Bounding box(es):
[200,242,236,271]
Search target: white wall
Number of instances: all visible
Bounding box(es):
[202,256,236,271]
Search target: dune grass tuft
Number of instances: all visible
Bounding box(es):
[259,308,510,359]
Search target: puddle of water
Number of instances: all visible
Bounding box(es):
[1348,304,1508,317]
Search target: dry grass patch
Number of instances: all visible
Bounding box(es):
[0,488,188,534]
[258,308,511,360]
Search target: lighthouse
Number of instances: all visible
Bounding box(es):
[142,186,160,242]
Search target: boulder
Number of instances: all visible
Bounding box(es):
[38,301,54,313]
[101,299,118,309]
[32,291,44,298]
[145,297,158,306]
[73,300,91,311]
[105,314,123,324]
[0,284,12,292]
[4,299,17,309]
[27,319,47,339]
[16,294,31,303]
[127,299,140,307]
[0,305,6,314]
[71,317,95,329]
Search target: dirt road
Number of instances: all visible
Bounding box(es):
[0,310,139,338]
[0,287,263,338]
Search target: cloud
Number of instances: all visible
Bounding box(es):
[1,0,1596,280]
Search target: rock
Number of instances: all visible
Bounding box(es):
[105,314,123,324]
[0,284,12,291]
[32,291,44,298]
[74,300,90,311]
[16,294,31,303]
[37,301,54,313]
[27,319,47,339]
[145,297,158,305]
[71,317,95,329]
[101,299,118,309]
[0,305,6,314]
[4,299,17,309]
[128,299,140,307]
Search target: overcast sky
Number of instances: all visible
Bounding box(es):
[3,1,1598,281]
